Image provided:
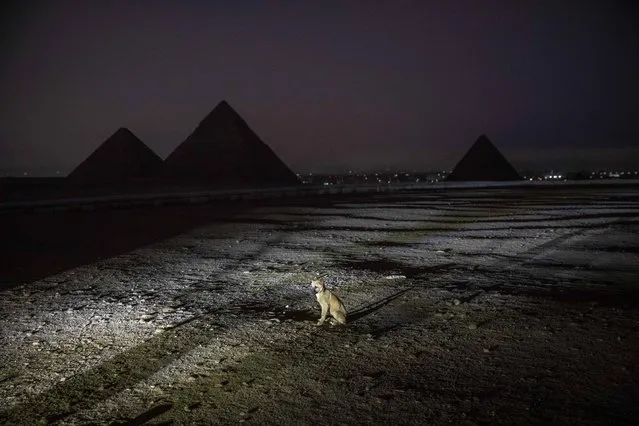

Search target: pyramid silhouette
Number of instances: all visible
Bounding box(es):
[163,101,300,186]
[447,135,522,181]
[67,127,163,184]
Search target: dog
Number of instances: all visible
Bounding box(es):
[311,278,347,326]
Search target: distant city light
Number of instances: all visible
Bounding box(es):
[291,167,637,187]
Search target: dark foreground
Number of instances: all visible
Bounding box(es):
[1,185,638,425]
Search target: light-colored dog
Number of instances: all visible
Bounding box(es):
[311,278,347,326]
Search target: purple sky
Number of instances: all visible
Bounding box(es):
[2,0,638,175]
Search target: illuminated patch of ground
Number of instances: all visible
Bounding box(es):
[1,185,638,425]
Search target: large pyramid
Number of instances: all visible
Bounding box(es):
[67,127,163,184]
[446,134,522,181]
[163,101,300,186]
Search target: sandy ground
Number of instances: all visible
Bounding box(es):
[1,185,638,425]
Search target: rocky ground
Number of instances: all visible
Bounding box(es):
[1,185,638,425]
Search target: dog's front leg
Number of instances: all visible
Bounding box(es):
[317,301,328,325]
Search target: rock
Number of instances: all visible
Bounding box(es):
[468,323,478,330]
[453,299,461,306]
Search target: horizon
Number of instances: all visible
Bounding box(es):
[2,1,638,176]
[3,157,638,179]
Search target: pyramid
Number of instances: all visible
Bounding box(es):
[163,101,300,186]
[67,127,163,184]
[446,134,522,181]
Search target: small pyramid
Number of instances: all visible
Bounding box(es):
[447,135,522,181]
[67,127,163,184]
[163,101,300,186]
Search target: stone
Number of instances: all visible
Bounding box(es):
[447,135,522,181]
[162,100,300,187]
[67,127,163,184]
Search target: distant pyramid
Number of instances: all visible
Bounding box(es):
[163,101,300,186]
[447,134,522,181]
[67,127,163,184]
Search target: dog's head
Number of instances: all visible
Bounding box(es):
[310,279,325,293]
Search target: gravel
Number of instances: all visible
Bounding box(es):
[1,185,638,425]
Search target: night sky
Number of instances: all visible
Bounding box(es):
[2,0,638,176]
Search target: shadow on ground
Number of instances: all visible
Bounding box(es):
[0,315,215,425]
[333,257,458,280]
[349,287,415,322]
[0,204,247,290]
